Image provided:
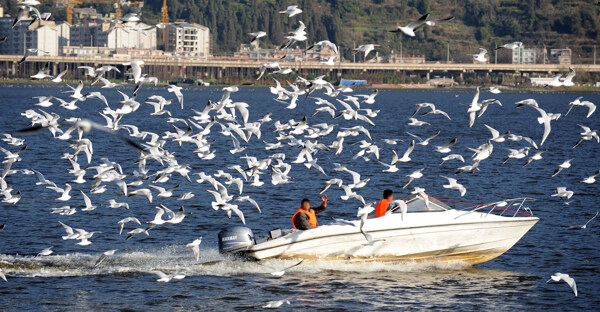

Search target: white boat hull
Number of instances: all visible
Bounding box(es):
[244,210,538,265]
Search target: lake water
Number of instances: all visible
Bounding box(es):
[0,83,599,311]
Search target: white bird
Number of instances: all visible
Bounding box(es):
[546,273,577,297]
[403,169,424,189]
[581,170,600,184]
[552,187,574,199]
[407,130,440,146]
[128,188,153,203]
[46,183,72,201]
[235,196,261,213]
[167,85,184,109]
[262,300,291,309]
[187,237,202,262]
[94,249,116,267]
[580,211,599,229]
[279,5,302,17]
[495,41,523,50]
[149,184,179,198]
[390,13,454,37]
[152,271,186,283]
[118,217,141,235]
[489,86,501,94]
[126,228,149,240]
[353,44,380,61]
[80,191,97,211]
[440,154,465,165]
[248,31,266,43]
[471,48,488,63]
[0,268,6,282]
[440,175,466,196]
[397,140,415,163]
[552,158,573,177]
[407,118,429,127]
[260,260,303,277]
[566,97,596,118]
[434,138,457,154]
[37,246,53,256]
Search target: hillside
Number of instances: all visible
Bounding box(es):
[3,0,599,62]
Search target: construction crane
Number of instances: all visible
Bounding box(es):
[161,0,167,47]
[40,0,143,24]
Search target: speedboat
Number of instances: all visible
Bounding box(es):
[217,195,538,265]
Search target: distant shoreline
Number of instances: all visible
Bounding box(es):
[0,78,598,93]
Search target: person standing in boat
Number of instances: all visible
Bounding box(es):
[375,189,394,217]
[292,195,328,230]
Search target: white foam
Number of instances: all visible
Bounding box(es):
[0,245,470,278]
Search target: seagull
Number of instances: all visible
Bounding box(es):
[378,151,400,173]
[248,31,266,43]
[46,183,72,201]
[167,85,183,109]
[484,124,509,143]
[552,158,573,177]
[434,138,457,153]
[581,170,600,184]
[259,260,303,277]
[489,86,501,94]
[407,118,430,126]
[547,273,577,297]
[187,237,202,262]
[235,196,261,213]
[94,250,116,267]
[353,44,380,61]
[118,217,141,235]
[126,228,149,240]
[495,41,523,50]
[149,184,179,198]
[573,124,599,148]
[80,191,97,211]
[37,246,53,257]
[357,89,378,104]
[552,187,574,199]
[262,300,291,309]
[566,97,596,118]
[109,199,129,210]
[397,140,415,163]
[407,130,440,146]
[440,154,465,165]
[128,188,153,203]
[440,175,466,196]
[403,169,424,189]
[390,13,454,36]
[152,271,186,283]
[0,269,6,282]
[522,149,548,167]
[471,48,488,63]
[279,5,302,17]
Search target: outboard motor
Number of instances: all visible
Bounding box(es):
[218,226,255,255]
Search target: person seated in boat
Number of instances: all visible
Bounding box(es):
[375,189,394,218]
[292,195,328,230]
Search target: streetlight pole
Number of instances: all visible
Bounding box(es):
[494,43,497,64]
[447,42,449,63]
[400,41,403,63]
[594,45,597,65]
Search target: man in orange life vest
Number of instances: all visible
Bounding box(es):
[292,195,328,230]
[375,189,394,218]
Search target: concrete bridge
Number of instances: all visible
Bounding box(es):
[0,54,598,82]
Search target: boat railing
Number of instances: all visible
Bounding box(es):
[426,195,536,219]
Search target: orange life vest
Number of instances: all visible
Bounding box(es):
[375,199,390,218]
[292,207,318,229]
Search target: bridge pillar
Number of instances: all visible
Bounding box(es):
[52,62,58,76]
[11,62,16,77]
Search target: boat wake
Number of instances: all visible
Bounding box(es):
[0,245,471,278]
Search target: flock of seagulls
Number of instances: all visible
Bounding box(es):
[0,2,597,306]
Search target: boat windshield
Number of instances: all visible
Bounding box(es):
[404,195,450,212]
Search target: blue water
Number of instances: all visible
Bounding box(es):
[0,83,599,311]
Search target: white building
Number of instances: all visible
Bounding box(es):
[70,22,156,50]
[0,18,70,56]
[166,21,210,57]
[512,47,539,64]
